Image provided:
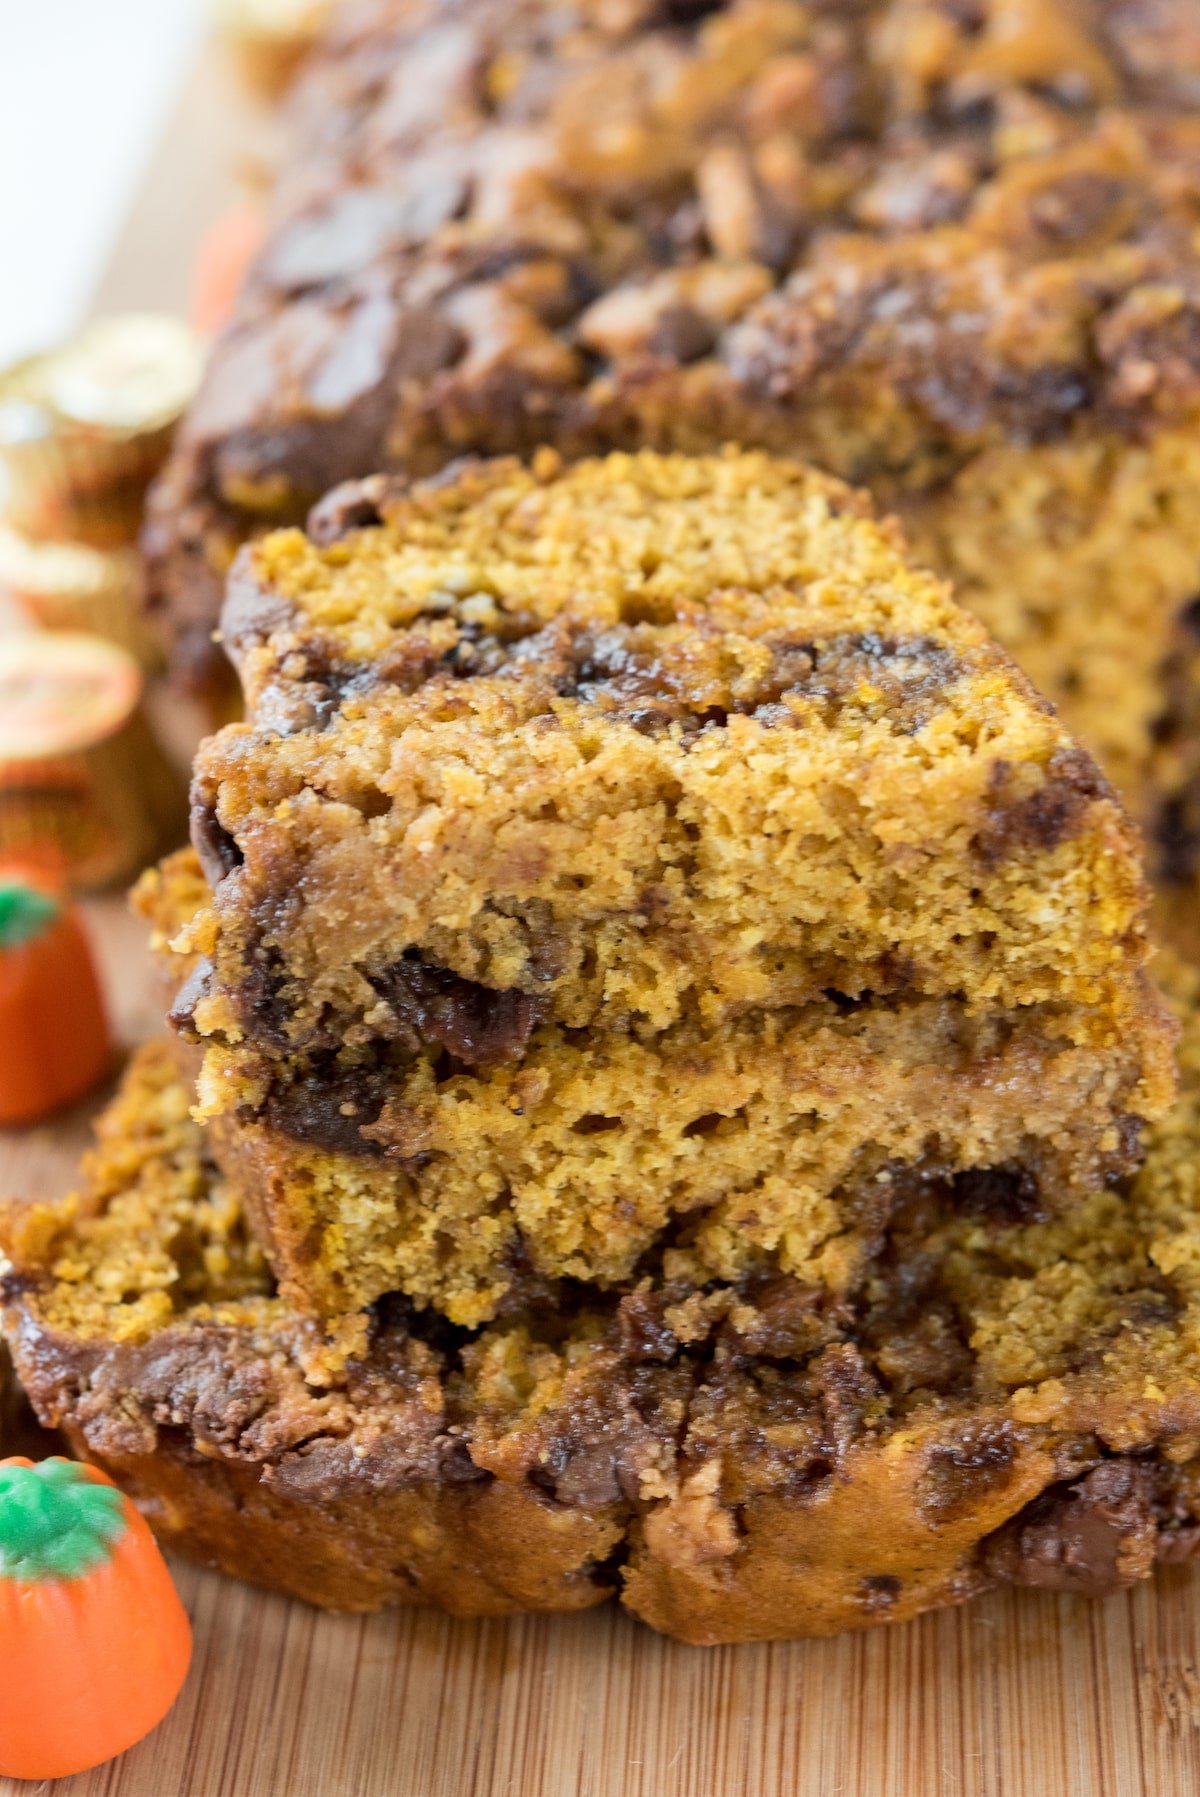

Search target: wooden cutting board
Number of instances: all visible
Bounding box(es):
[3,41,1200,1797]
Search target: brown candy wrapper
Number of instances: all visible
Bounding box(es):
[0,634,184,892]
[0,315,203,548]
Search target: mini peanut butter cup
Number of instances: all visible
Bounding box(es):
[210,0,333,98]
[0,522,161,670]
[0,315,202,549]
[0,634,183,890]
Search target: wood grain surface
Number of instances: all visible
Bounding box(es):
[3,39,1200,1797]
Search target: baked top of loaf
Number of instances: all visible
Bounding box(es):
[6,991,1200,1640]
[143,0,1200,691]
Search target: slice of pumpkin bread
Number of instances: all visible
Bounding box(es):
[149,449,1172,1326]
[5,990,1200,1644]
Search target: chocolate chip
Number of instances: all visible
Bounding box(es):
[168,957,215,1040]
[648,304,719,364]
[307,475,390,545]
[261,1060,393,1156]
[982,1461,1158,1594]
[548,1443,625,1508]
[219,559,297,664]
[370,955,545,1068]
[391,307,466,380]
[189,794,244,889]
[954,1163,1046,1227]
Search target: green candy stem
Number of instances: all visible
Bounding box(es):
[0,1460,127,1582]
[0,882,59,953]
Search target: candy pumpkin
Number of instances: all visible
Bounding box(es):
[0,877,111,1125]
[191,204,265,336]
[0,1457,192,1779]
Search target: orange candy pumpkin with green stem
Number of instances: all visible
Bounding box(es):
[0,877,111,1126]
[0,1458,192,1779]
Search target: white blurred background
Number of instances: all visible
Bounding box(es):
[0,0,204,367]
